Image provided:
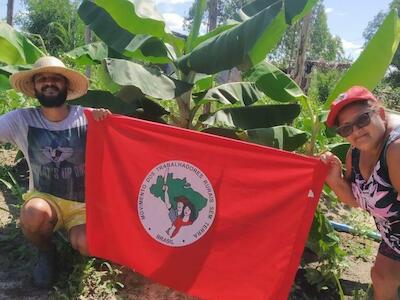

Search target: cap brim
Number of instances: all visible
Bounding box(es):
[326,97,371,127]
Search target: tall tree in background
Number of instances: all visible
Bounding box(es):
[270,0,344,69]
[185,0,344,74]
[293,13,312,88]
[184,0,245,32]
[308,2,344,61]
[207,0,218,31]
[183,0,344,93]
[16,0,85,55]
[7,0,14,26]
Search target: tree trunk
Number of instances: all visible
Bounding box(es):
[177,90,192,128]
[7,0,14,26]
[207,0,218,32]
[203,0,219,115]
[293,13,312,89]
[85,26,93,78]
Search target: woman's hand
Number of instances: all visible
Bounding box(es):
[320,151,343,188]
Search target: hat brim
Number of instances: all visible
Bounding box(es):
[10,66,89,100]
[326,97,374,128]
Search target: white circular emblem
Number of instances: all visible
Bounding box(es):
[138,160,216,247]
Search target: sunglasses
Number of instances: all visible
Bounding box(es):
[336,110,375,137]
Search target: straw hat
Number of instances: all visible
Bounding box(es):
[10,56,89,100]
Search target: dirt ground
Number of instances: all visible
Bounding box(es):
[0,148,379,299]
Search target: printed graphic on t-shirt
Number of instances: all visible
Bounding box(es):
[27,126,86,202]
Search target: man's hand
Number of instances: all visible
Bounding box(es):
[92,108,111,121]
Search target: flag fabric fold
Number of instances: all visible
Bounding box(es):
[85,112,327,300]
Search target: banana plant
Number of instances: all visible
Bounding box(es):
[65,0,319,152]
[0,0,316,152]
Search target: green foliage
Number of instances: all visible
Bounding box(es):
[16,0,85,55]
[363,11,386,43]
[184,0,246,32]
[305,208,346,297]
[0,22,45,65]
[77,1,172,64]
[308,2,344,61]
[0,169,25,202]
[0,89,36,115]
[50,252,124,299]
[308,68,344,103]
[245,61,305,102]
[374,81,400,111]
[326,10,400,105]
[363,0,400,85]
[242,126,309,150]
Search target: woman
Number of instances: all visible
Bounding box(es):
[169,201,196,238]
[321,86,400,300]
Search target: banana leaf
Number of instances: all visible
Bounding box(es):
[199,104,300,129]
[66,42,108,66]
[194,82,265,105]
[245,61,305,102]
[92,0,184,51]
[78,1,171,64]
[176,0,315,74]
[102,58,192,100]
[239,125,308,151]
[326,10,400,106]
[0,22,44,65]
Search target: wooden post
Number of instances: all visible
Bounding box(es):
[85,26,93,78]
[207,0,218,32]
[293,13,312,89]
[7,0,14,26]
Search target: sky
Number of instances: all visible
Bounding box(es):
[0,0,394,60]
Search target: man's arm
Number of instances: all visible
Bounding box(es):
[0,110,20,145]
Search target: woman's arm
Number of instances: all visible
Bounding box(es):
[387,140,400,194]
[320,150,359,207]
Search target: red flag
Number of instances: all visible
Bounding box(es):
[85,113,327,300]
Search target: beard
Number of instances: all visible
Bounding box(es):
[35,86,68,108]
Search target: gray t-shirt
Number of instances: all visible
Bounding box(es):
[0,105,87,202]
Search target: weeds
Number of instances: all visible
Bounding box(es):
[50,246,124,299]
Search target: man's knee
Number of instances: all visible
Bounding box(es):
[69,225,87,256]
[20,198,56,232]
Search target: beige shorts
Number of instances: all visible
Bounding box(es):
[22,191,86,232]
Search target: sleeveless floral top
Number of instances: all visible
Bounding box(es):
[351,127,400,253]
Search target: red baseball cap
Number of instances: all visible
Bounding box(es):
[326,86,378,128]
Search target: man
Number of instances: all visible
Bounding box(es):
[0,56,110,288]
